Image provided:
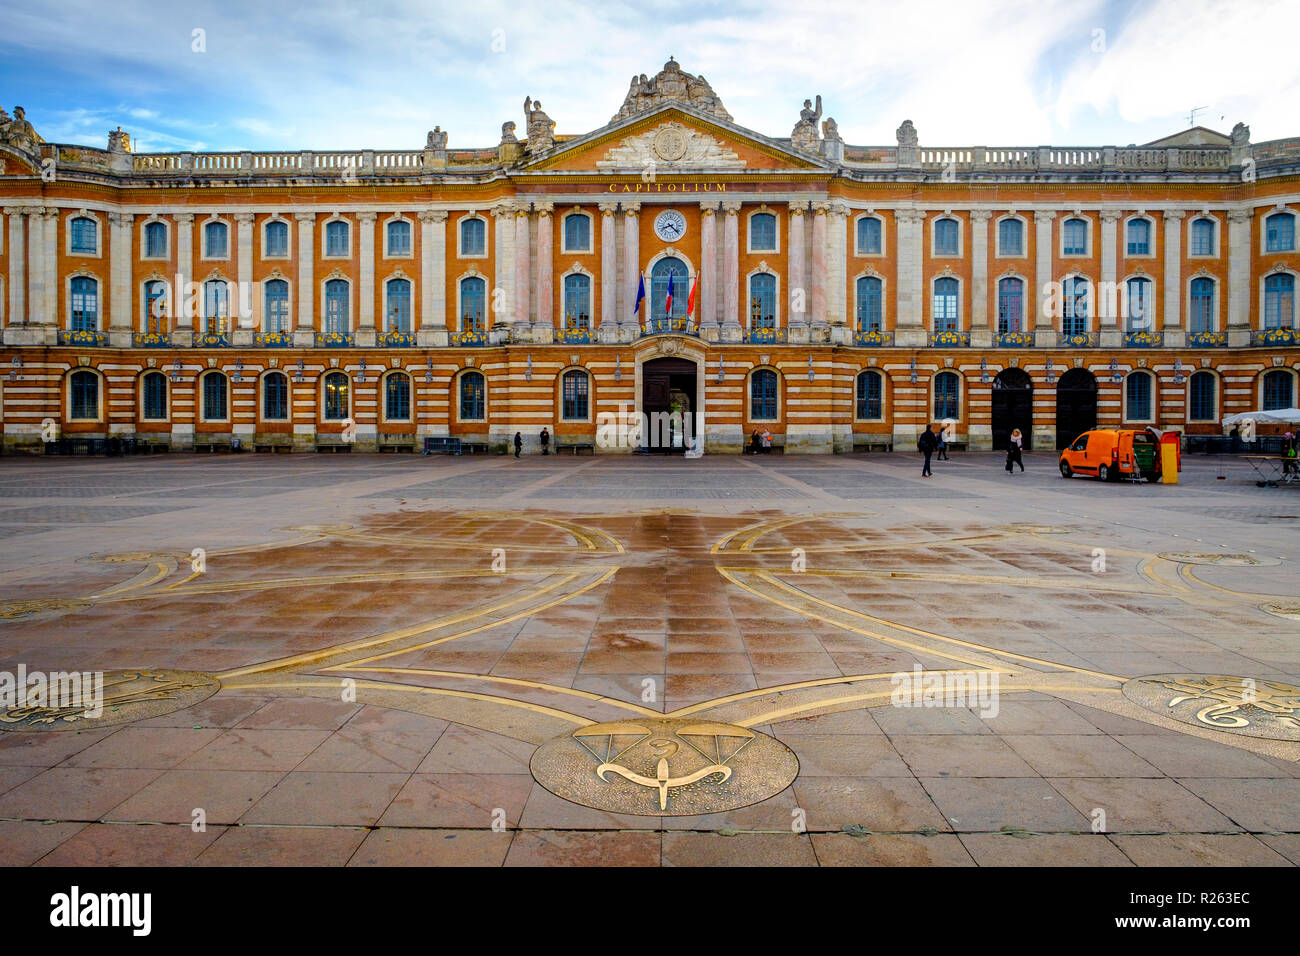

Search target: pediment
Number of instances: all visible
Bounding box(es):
[523,105,828,174]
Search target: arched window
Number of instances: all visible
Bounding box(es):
[264,220,289,257]
[70,371,99,420]
[856,277,882,331]
[70,216,97,254]
[1263,369,1295,411]
[1126,219,1151,256]
[932,277,958,331]
[561,369,589,420]
[651,257,688,323]
[203,279,229,333]
[1126,277,1153,332]
[142,371,167,420]
[563,213,590,252]
[144,221,167,258]
[750,369,778,420]
[202,372,227,421]
[563,274,591,327]
[998,218,1023,256]
[1063,277,1090,335]
[1125,372,1153,421]
[855,370,882,420]
[460,276,487,330]
[323,371,349,420]
[459,371,485,420]
[934,371,959,420]
[325,220,349,257]
[1189,371,1216,422]
[143,280,168,332]
[70,277,98,331]
[385,372,411,421]
[749,273,776,329]
[934,218,959,255]
[1190,217,1216,256]
[1190,278,1215,332]
[1062,218,1087,256]
[263,371,288,420]
[857,217,882,255]
[204,221,228,258]
[324,279,350,334]
[386,220,411,256]
[1266,212,1296,253]
[750,213,777,252]
[386,278,412,332]
[997,277,1024,333]
[460,217,486,256]
[1264,274,1295,329]
[264,279,289,333]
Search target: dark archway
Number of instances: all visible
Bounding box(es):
[992,368,1033,451]
[641,356,698,454]
[1056,367,1098,449]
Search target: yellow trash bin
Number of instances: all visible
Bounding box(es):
[1160,442,1179,484]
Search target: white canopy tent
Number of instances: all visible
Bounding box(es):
[1221,408,1300,430]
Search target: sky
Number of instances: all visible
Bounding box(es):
[1,0,1297,155]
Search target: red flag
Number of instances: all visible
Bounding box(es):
[686,276,698,316]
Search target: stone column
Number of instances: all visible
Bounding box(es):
[787,202,807,329]
[599,202,617,330]
[293,213,316,347]
[3,209,24,336]
[969,210,992,347]
[893,209,926,347]
[826,201,849,336]
[514,205,531,328]
[108,212,134,347]
[622,202,641,327]
[1099,210,1121,347]
[233,212,255,343]
[534,201,554,335]
[809,202,828,332]
[42,209,57,328]
[699,202,719,336]
[23,208,45,330]
[1226,208,1252,347]
[722,201,742,339]
[357,212,377,346]
[1160,210,1186,349]
[174,213,194,346]
[1033,211,1056,347]
[418,209,448,346]
[492,204,515,337]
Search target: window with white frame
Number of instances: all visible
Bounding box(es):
[324,220,349,257]
[460,217,486,256]
[1266,212,1295,252]
[562,213,591,253]
[70,277,99,330]
[1125,372,1153,421]
[932,277,958,331]
[1190,217,1216,256]
[997,277,1024,333]
[997,218,1023,256]
[1190,278,1215,332]
[1125,277,1153,332]
[856,276,882,331]
[1062,218,1088,256]
[857,217,882,255]
[749,213,777,252]
[934,218,959,256]
[264,220,289,257]
[386,220,412,256]
[1265,273,1295,329]
[1126,219,1151,256]
[386,278,411,332]
[203,221,228,258]
[144,221,168,258]
[70,216,98,255]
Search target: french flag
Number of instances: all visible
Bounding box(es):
[665,271,674,316]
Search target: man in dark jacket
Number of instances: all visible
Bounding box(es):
[540,427,550,455]
[918,425,938,477]
[514,432,523,458]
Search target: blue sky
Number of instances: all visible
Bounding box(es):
[2,0,1297,154]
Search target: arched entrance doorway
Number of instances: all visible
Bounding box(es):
[992,368,1033,450]
[1056,368,1097,449]
[641,356,698,454]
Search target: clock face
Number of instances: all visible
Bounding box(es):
[654,210,687,242]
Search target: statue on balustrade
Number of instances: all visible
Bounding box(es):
[0,106,42,153]
[896,119,919,148]
[791,96,822,151]
[523,97,556,153]
[426,126,448,150]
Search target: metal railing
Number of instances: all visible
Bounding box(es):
[1058,332,1101,347]
[929,330,970,347]
[853,329,894,346]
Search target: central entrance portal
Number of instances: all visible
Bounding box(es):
[991,368,1033,451]
[641,356,699,454]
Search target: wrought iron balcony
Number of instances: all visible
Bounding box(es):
[1058,332,1100,347]
[639,317,698,337]
[196,331,231,347]
[316,331,355,347]
[255,330,293,347]
[929,330,970,347]
[1252,327,1297,346]
[559,325,593,344]
[996,331,1034,347]
[1124,331,1164,347]
[853,328,894,347]
[380,330,417,347]
[744,326,786,344]
[1187,331,1227,347]
[450,328,490,346]
[59,329,107,346]
[133,331,171,347]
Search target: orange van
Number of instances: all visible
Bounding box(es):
[1059,429,1160,482]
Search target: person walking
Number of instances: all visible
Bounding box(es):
[513,432,523,458]
[540,427,550,456]
[750,429,762,455]
[936,427,949,461]
[1229,424,1242,454]
[761,429,772,454]
[1006,428,1025,473]
[918,424,937,477]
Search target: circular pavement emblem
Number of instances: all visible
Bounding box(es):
[0,669,220,732]
[1262,603,1300,622]
[0,598,93,623]
[1157,551,1282,567]
[1123,674,1300,741]
[531,718,799,816]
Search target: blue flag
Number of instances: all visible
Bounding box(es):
[634,274,646,315]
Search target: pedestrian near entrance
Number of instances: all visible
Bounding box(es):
[750,429,762,455]
[540,427,550,456]
[1006,428,1025,473]
[936,428,949,461]
[514,432,523,458]
[761,429,772,454]
[918,424,937,477]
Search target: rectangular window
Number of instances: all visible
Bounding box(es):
[1266,215,1295,252]
[265,221,289,257]
[998,219,1022,256]
[1127,220,1150,256]
[145,222,167,258]
[387,221,412,256]
[204,223,228,258]
[70,218,97,255]
[1063,220,1087,256]
[857,218,882,255]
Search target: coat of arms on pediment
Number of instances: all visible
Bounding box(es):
[596,122,745,171]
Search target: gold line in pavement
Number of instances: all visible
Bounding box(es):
[765,566,1159,595]
[90,561,173,599]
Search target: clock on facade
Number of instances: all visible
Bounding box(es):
[654,209,687,242]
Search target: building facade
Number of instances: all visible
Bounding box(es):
[0,59,1298,455]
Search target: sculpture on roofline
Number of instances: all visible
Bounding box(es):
[791,95,822,151]
[611,58,733,123]
[1230,122,1250,147]
[896,119,918,148]
[523,97,555,152]
[0,106,41,153]
[426,126,447,149]
[500,121,518,144]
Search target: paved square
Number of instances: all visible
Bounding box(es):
[0,451,1297,866]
